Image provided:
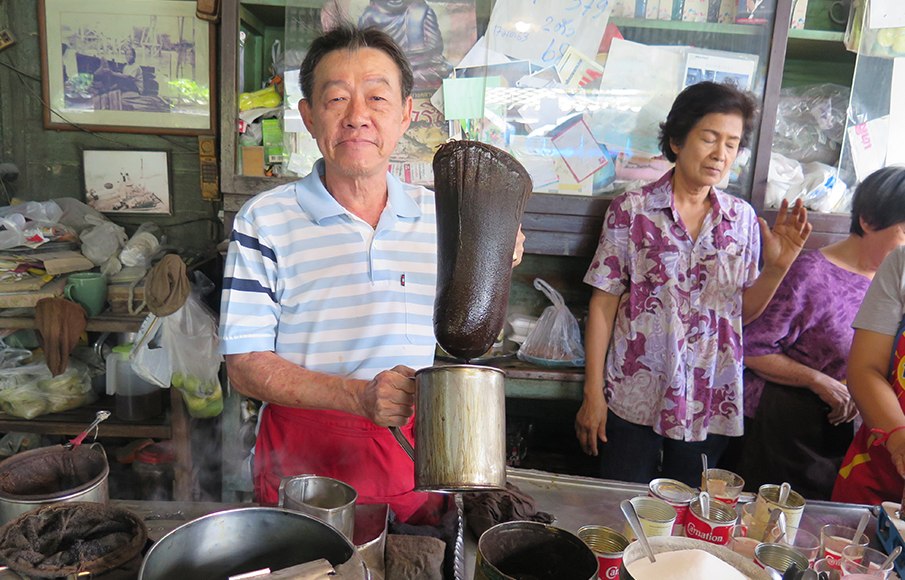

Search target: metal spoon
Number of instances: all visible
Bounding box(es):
[700,490,711,520]
[778,482,792,505]
[851,511,869,546]
[880,545,902,570]
[621,499,656,563]
[701,453,709,492]
[765,508,785,542]
[65,410,111,449]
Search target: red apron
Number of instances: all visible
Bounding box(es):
[254,404,446,525]
[832,320,905,505]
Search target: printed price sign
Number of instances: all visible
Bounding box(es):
[486,0,612,66]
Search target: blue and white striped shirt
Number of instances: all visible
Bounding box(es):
[219,159,438,380]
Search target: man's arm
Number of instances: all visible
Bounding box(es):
[575,288,621,456]
[225,352,416,427]
[745,353,856,425]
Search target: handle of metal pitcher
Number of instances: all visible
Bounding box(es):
[389,426,415,461]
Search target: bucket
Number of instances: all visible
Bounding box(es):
[474,521,598,580]
[0,443,108,525]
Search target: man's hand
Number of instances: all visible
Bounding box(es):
[358,365,416,427]
[512,226,526,268]
[810,374,857,425]
[759,198,812,272]
[575,392,608,456]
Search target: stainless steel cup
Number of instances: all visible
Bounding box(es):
[278,475,357,541]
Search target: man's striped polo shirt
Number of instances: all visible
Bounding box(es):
[219,159,438,380]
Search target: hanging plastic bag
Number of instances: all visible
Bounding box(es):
[517,279,585,367]
[163,292,223,418]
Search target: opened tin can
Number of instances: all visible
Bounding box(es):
[685,495,736,546]
[649,478,695,536]
[578,525,629,580]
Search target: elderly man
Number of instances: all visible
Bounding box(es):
[220,25,522,524]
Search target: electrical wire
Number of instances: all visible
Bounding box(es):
[1,54,198,153]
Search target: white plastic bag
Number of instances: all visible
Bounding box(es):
[766,152,805,209]
[80,215,128,266]
[120,223,162,268]
[0,201,65,250]
[517,279,585,366]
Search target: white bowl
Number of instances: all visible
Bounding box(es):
[620,536,773,580]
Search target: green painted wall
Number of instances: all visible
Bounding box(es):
[0,0,221,253]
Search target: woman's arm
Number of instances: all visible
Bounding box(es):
[847,328,905,475]
[742,199,812,324]
[575,288,621,456]
[745,353,856,424]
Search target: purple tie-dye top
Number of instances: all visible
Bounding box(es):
[742,249,870,418]
[584,171,761,441]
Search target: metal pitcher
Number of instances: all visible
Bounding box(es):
[390,364,506,492]
[278,475,357,541]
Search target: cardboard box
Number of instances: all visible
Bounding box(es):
[242,146,265,176]
[262,119,284,165]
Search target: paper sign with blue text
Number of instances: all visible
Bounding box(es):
[485,0,612,67]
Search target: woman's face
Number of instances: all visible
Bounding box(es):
[671,112,744,191]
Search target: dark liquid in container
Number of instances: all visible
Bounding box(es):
[116,390,162,421]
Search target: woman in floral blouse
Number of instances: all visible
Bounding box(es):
[574,81,811,486]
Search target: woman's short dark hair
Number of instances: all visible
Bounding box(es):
[850,165,905,236]
[658,81,758,162]
[299,24,414,102]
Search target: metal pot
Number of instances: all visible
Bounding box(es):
[474,521,599,580]
[139,507,369,580]
[391,364,506,492]
[0,443,108,525]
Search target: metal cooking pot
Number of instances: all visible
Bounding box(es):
[0,443,108,525]
[391,364,506,492]
[138,507,368,580]
[474,521,598,580]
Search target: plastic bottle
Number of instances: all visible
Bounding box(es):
[106,344,162,421]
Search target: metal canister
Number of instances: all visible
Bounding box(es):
[578,526,629,580]
[649,478,695,536]
[685,495,737,545]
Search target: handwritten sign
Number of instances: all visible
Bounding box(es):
[486,0,612,66]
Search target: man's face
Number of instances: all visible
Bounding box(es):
[299,48,413,182]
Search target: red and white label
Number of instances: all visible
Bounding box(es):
[596,555,622,580]
[685,513,733,545]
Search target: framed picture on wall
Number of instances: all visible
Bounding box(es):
[39,0,216,135]
[82,150,173,215]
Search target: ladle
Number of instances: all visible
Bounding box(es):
[621,499,655,563]
[851,511,869,546]
[880,545,902,570]
[65,410,110,449]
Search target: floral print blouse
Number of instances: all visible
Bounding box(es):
[584,171,761,441]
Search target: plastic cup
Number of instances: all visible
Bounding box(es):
[702,468,745,507]
[819,524,869,569]
[779,527,820,566]
[840,544,894,578]
[814,558,842,580]
[729,524,760,560]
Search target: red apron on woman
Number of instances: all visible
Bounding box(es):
[254,404,446,524]
[832,320,905,504]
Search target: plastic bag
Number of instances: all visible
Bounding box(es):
[517,279,585,366]
[80,215,128,267]
[133,282,223,418]
[772,84,851,165]
[120,223,162,268]
[0,355,96,419]
[786,162,850,214]
[0,201,66,250]
[766,152,805,209]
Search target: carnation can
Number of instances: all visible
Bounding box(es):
[578,525,629,580]
[685,495,737,546]
[649,478,695,535]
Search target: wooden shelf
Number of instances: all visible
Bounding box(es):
[0,395,172,438]
[611,17,765,35]
[0,310,144,333]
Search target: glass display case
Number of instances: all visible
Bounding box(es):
[221,0,799,255]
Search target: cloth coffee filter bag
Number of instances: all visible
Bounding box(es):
[432,141,532,361]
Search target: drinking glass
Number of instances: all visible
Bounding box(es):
[729,524,759,560]
[813,558,842,580]
[779,527,820,566]
[840,544,893,578]
[820,524,869,568]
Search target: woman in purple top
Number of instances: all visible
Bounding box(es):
[575,82,812,487]
[737,166,905,499]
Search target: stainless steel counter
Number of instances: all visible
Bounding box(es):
[464,468,880,579]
